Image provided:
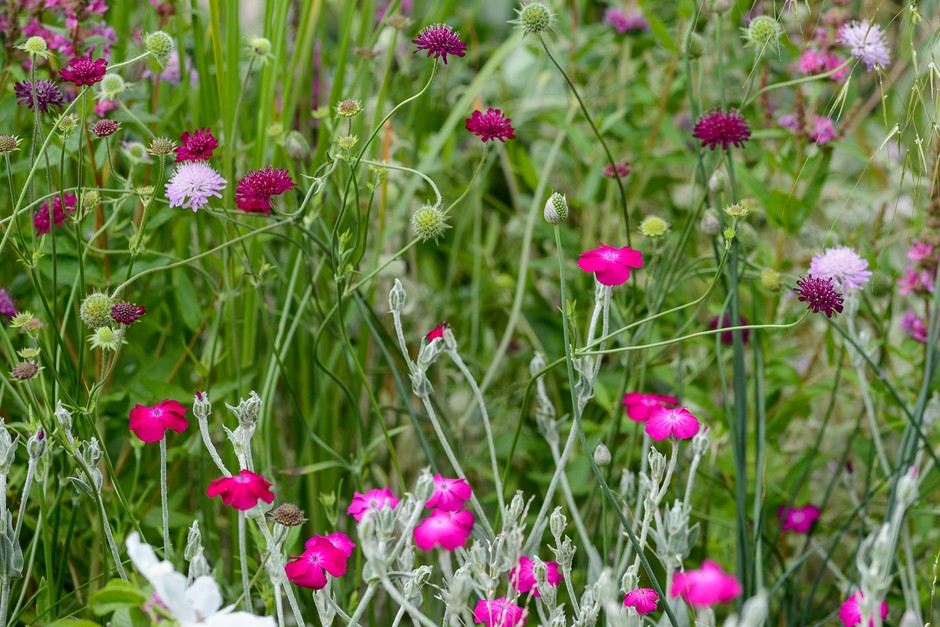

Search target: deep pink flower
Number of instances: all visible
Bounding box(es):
[839,592,888,627]
[206,469,275,511]
[796,48,849,82]
[413,508,474,551]
[509,556,562,598]
[426,475,472,511]
[645,407,700,441]
[623,588,659,615]
[604,8,649,34]
[426,322,449,342]
[94,99,117,117]
[34,193,77,235]
[306,532,356,557]
[0,289,16,321]
[92,119,119,137]
[622,392,679,423]
[286,536,348,590]
[577,243,643,286]
[671,560,741,607]
[412,23,467,64]
[473,597,527,626]
[128,399,188,443]
[111,302,146,324]
[175,127,219,162]
[710,313,749,346]
[235,166,296,214]
[465,108,516,143]
[693,109,751,151]
[898,266,935,295]
[907,241,935,263]
[778,504,820,533]
[347,487,400,522]
[60,53,108,86]
[603,161,631,178]
[900,310,929,343]
[794,275,844,317]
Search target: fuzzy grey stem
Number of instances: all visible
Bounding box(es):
[198,418,231,477]
[379,577,437,627]
[14,458,37,541]
[160,437,171,559]
[347,583,377,626]
[239,512,252,611]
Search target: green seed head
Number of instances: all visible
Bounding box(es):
[21,36,49,57]
[411,204,450,243]
[512,2,554,35]
[99,73,127,99]
[724,203,750,218]
[80,291,116,329]
[868,270,893,297]
[743,16,781,49]
[640,215,669,239]
[336,134,358,151]
[56,114,78,137]
[0,135,22,154]
[246,36,272,62]
[760,268,782,292]
[88,326,122,352]
[335,99,363,118]
[148,137,176,156]
[144,31,175,66]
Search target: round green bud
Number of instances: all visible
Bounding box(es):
[411,204,450,243]
[283,130,311,161]
[335,99,363,118]
[744,16,781,49]
[868,270,893,297]
[123,141,150,164]
[336,134,358,150]
[760,268,782,292]
[593,443,611,466]
[640,215,669,239]
[0,135,22,154]
[56,114,78,137]
[735,222,758,252]
[247,36,272,60]
[80,291,116,329]
[23,36,48,56]
[544,192,568,224]
[513,2,554,35]
[684,32,706,59]
[81,189,100,212]
[99,73,127,99]
[144,31,175,66]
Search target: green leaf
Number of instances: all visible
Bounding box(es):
[89,579,148,616]
[174,269,203,332]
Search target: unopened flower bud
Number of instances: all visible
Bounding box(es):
[148,137,176,156]
[708,169,725,191]
[415,468,435,503]
[896,466,919,510]
[724,203,749,218]
[701,209,721,235]
[868,270,892,297]
[760,268,782,292]
[411,204,449,243]
[144,31,175,66]
[506,492,526,528]
[593,443,611,466]
[513,2,554,35]
[640,215,669,239]
[81,189,99,213]
[735,222,758,252]
[743,16,781,49]
[0,425,17,473]
[184,520,203,560]
[247,36,272,61]
[283,130,310,161]
[56,113,78,137]
[684,32,706,59]
[99,73,128,100]
[21,36,48,57]
[27,429,45,459]
[544,192,568,224]
[550,506,566,539]
[335,99,363,118]
[80,291,115,329]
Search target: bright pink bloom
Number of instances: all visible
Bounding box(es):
[111,302,146,324]
[671,561,741,607]
[465,108,516,143]
[412,23,467,64]
[778,504,821,533]
[426,474,472,511]
[206,469,275,511]
[907,241,935,263]
[473,597,527,626]
[900,310,929,343]
[60,53,108,86]
[285,536,348,590]
[796,48,849,82]
[94,99,117,117]
[176,127,219,162]
[413,508,474,551]
[306,532,356,557]
[898,266,935,295]
[509,556,562,597]
[839,592,888,627]
[795,275,844,318]
[603,161,631,178]
[604,8,649,34]
[235,166,296,214]
[128,399,188,443]
[426,322,449,342]
[623,588,659,615]
[693,109,751,151]
[347,487,400,522]
[645,407,700,441]
[34,193,77,235]
[577,243,643,286]
[622,392,679,423]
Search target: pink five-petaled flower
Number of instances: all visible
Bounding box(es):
[473,597,527,626]
[128,399,188,443]
[693,108,751,151]
[347,487,400,522]
[509,556,562,598]
[839,591,888,627]
[623,588,659,615]
[645,407,700,441]
[206,469,275,511]
[426,474,472,511]
[411,23,467,65]
[235,166,297,214]
[794,275,844,318]
[465,108,516,143]
[175,127,219,162]
[306,532,356,557]
[577,243,643,287]
[413,508,474,551]
[778,504,821,533]
[426,322,449,342]
[622,392,679,423]
[60,53,108,86]
[671,561,741,607]
[285,536,348,590]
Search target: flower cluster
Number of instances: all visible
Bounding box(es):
[286,533,355,590]
[414,475,474,551]
[34,193,77,235]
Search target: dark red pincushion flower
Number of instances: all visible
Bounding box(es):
[235,166,296,214]
[176,127,219,162]
[693,109,751,150]
[111,302,146,324]
[465,108,516,143]
[92,119,119,137]
[794,275,844,318]
[34,194,77,235]
[412,23,467,64]
[60,54,108,86]
[710,313,749,345]
[14,80,64,113]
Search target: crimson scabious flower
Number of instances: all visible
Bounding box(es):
[465,108,516,143]
[0,289,17,321]
[473,597,527,626]
[426,322,449,342]
[577,243,643,286]
[622,392,678,423]
[603,161,631,178]
[34,193,77,235]
[693,109,751,150]
[347,487,400,522]
[207,469,275,510]
[710,313,749,346]
[414,508,474,551]
[794,275,844,318]
[60,53,108,86]
[285,536,349,590]
[809,246,872,291]
[175,127,218,162]
[778,504,820,533]
[111,302,146,324]
[235,166,296,214]
[623,588,659,615]
[509,556,562,598]
[14,80,64,113]
[839,592,888,627]
[166,162,227,211]
[128,399,188,443]
[426,474,472,511]
[645,406,700,441]
[411,23,467,64]
[92,119,119,137]
[671,561,741,607]
[306,532,356,557]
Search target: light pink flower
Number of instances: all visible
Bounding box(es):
[622,392,679,423]
[473,597,527,626]
[778,504,820,533]
[285,536,349,590]
[645,407,700,441]
[907,241,934,263]
[577,243,643,286]
[509,556,562,597]
[306,532,356,557]
[413,508,474,551]
[839,591,888,627]
[347,487,400,522]
[623,588,659,615]
[900,310,929,343]
[206,470,275,511]
[898,266,935,295]
[128,399,188,443]
[671,561,741,607]
[810,246,872,291]
[796,48,849,82]
[426,475,472,511]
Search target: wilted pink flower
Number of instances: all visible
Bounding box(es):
[693,109,751,151]
[34,193,77,235]
[426,322,449,342]
[778,504,821,533]
[839,591,888,627]
[413,508,474,551]
[603,161,631,178]
[900,310,928,343]
[473,597,527,626]
[509,556,562,597]
[796,48,849,82]
[838,21,891,71]
[166,162,227,211]
[286,536,349,590]
[207,469,275,511]
[176,127,219,162]
[577,243,643,286]
[412,23,467,64]
[623,588,659,615]
[671,561,741,607]
[235,166,296,214]
[604,8,649,34]
[465,108,516,143]
[645,407,700,441]
[794,275,844,317]
[426,475,472,511]
[306,532,356,557]
[622,392,678,423]
[60,53,108,86]
[129,399,188,443]
[347,487,400,522]
[810,246,872,291]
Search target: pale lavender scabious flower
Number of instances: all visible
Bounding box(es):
[809,246,872,291]
[838,21,891,71]
[165,162,227,211]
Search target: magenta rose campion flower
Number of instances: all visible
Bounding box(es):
[577,243,643,286]
[413,508,474,551]
[645,407,700,441]
[839,591,888,627]
[623,587,659,615]
[285,536,349,590]
[509,556,562,598]
[206,469,275,511]
[671,560,741,607]
[426,475,472,511]
[128,399,189,443]
[473,597,527,626]
[426,322,449,342]
[306,532,356,557]
[347,487,400,522]
[623,392,679,423]
[778,504,821,533]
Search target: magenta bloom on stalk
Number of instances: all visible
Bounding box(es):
[645,407,700,441]
[898,266,935,295]
[235,166,296,214]
[907,240,935,263]
[623,588,659,615]
[60,53,108,86]
[306,532,356,557]
[175,127,219,162]
[14,80,64,113]
[577,243,643,286]
[465,108,516,143]
[710,313,749,346]
[839,591,888,627]
[347,487,400,522]
[128,399,188,443]
[693,109,751,151]
[0,289,16,321]
[778,504,820,533]
[509,556,562,598]
[207,469,275,511]
[900,310,928,343]
[34,193,77,235]
[473,597,527,626]
[809,246,871,291]
[797,48,849,82]
[285,536,349,590]
[778,114,837,145]
[413,508,474,551]
[166,162,227,211]
[604,8,649,34]
[603,161,631,178]
[671,561,741,607]
[838,21,891,71]
[426,474,472,511]
[794,275,844,318]
[412,23,467,64]
[426,322,449,342]
[622,392,678,423]
[111,302,146,325]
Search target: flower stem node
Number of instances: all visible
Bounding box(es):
[511,2,555,36]
[143,31,175,66]
[544,192,568,224]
